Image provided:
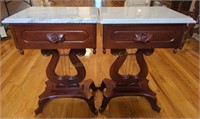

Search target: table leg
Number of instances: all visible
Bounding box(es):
[99,49,160,112]
[35,49,98,115]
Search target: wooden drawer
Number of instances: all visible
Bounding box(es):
[11,24,96,49]
[103,24,185,49]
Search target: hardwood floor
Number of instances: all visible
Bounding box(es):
[1,24,199,118]
[1,0,199,118]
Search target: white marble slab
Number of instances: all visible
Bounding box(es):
[2,7,99,24]
[100,7,196,24]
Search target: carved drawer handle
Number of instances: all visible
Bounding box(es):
[133,33,153,43]
[47,33,65,44]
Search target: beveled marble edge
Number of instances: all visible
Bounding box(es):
[2,6,196,24]
[99,18,195,24]
[99,7,196,24]
[2,18,99,24]
[2,7,99,24]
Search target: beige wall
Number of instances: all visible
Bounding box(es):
[1,0,41,20]
[190,0,196,11]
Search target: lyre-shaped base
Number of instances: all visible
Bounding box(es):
[35,49,98,115]
[99,49,161,112]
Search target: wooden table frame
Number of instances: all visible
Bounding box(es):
[10,24,98,114]
[99,24,188,112]
[8,22,189,115]
[35,49,98,114]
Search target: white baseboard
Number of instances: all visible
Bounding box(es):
[0,26,7,38]
[192,33,200,41]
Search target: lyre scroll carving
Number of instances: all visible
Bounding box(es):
[110,49,154,85]
[99,48,160,113]
[36,49,98,115]
[41,49,86,85]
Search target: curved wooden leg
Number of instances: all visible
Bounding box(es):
[35,98,50,115]
[98,78,115,112]
[35,49,97,115]
[140,80,161,112]
[145,96,161,112]
[86,96,98,114]
[100,49,160,112]
[82,79,98,114]
[99,95,111,112]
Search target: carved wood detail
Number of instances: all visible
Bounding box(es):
[11,24,96,49]
[133,33,153,43]
[104,24,185,49]
[99,49,160,113]
[47,33,65,43]
[35,49,98,115]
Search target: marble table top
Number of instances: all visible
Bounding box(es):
[2,7,99,23]
[2,6,195,24]
[99,7,196,24]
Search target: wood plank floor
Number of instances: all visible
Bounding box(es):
[1,1,200,118]
[1,24,199,118]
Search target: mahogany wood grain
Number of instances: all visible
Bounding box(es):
[99,49,160,113]
[11,24,96,49]
[103,24,186,49]
[9,23,98,114]
[34,49,98,114]
[100,23,190,113]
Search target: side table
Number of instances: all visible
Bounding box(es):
[99,7,195,112]
[2,7,99,114]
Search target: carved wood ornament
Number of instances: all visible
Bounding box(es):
[35,49,98,114]
[99,49,161,113]
[133,33,153,43]
[47,33,65,43]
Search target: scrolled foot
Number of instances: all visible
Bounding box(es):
[34,98,50,115]
[145,96,161,112]
[35,107,43,115]
[87,96,98,114]
[98,95,110,113]
[152,105,161,112]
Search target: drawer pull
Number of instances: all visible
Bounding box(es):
[47,33,65,43]
[133,33,153,43]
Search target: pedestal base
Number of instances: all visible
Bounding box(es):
[35,49,98,115]
[98,49,161,113]
[99,78,161,112]
[35,79,98,114]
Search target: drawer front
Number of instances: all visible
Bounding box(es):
[103,24,185,49]
[11,24,96,49]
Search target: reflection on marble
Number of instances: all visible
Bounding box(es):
[100,7,196,24]
[95,0,102,8]
[2,7,99,23]
[2,6,196,24]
